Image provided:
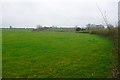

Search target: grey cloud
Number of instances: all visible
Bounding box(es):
[1,0,118,28]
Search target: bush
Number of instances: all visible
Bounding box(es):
[76,27,81,31]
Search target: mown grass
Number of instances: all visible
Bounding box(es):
[81,26,119,77]
[2,29,113,78]
[0,29,2,78]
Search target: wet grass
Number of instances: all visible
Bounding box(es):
[2,29,113,78]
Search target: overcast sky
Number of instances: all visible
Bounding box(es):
[0,0,119,28]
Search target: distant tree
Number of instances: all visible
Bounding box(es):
[43,26,49,29]
[107,24,114,29]
[76,27,81,31]
[81,28,86,31]
[51,25,57,28]
[36,25,42,29]
[75,25,78,28]
[10,26,12,29]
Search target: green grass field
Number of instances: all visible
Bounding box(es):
[2,29,113,78]
[0,29,2,78]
